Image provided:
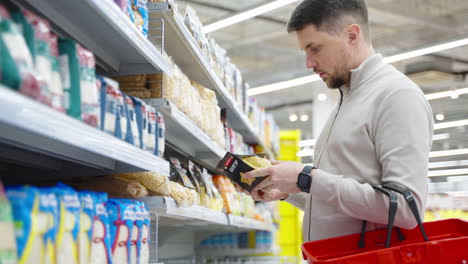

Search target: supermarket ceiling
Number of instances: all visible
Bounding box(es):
[177,0,468,144]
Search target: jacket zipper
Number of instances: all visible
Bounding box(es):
[308,88,344,241]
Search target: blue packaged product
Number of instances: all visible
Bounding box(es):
[114,89,128,141]
[39,188,59,264]
[97,76,118,135]
[146,105,157,155]
[124,95,140,148]
[133,201,150,264]
[6,185,41,264]
[156,111,165,157]
[91,192,112,264]
[78,191,95,264]
[131,0,148,37]
[54,183,80,264]
[131,96,148,150]
[106,199,134,264]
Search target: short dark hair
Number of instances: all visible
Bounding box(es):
[287,0,370,40]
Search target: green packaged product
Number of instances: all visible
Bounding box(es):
[0,182,18,264]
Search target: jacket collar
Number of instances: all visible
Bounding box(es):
[341,54,386,95]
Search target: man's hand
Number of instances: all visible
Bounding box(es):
[234,160,290,202]
[244,161,306,194]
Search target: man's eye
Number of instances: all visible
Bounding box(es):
[312,48,320,53]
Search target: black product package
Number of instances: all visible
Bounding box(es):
[215,152,268,192]
[169,157,195,190]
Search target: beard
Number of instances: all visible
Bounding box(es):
[323,71,350,89]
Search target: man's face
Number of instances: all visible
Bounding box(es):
[296,24,352,89]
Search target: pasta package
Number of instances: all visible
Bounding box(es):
[6,185,42,264]
[90,192,112,264]
[106,199,134,264]
[131,97,149,150]
[70,176,149,199]
[78,192,95,264]
[112,172,170,197]
[216,153,270,192]
[124,94,140,148]
[146,106,157,155]
[54,184,81,264]
[114,89,128,141]
[39,188,59,264]
[0,182,18,264]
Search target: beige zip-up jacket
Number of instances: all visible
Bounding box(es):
[285,54,434,242]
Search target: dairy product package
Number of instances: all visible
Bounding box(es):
[107,199,135,264]
[6,185,41,264]
[90,192,112,264]
[146,105,157,155]
[114,89,129,141]
[124,94,140,148]
[131,96,149,150]
[39,188,59,264]
[119,200,139,264]
[54,183,80,264]
[97,76,118,135]
[0,5,40,100]
[48,33,65,112]
[0,182,18,264]
[156,112,165,157]
[78,192,95,264]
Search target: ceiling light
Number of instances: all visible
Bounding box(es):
[450,90,460,99]
[430,148,468,158]
[203,0,299,33]
[249,37,468,96]
[432,133,450,141]
[248,75,321,96]
[300,114,309,122]
[428,168,468,177]
[298,139,316,147]
[434,119,468,130]
[425,88,468,100]
[289,114,298,122]
[297,148,314,157]
[317,93,327,101]
[435,114,445,121]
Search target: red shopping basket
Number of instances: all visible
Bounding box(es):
[302,183,468,264]
[302,219,468,263]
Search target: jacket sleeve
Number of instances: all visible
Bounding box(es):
[283,193,308,211]
[309,88,434,229]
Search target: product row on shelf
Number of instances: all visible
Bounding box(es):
[146,1,280,155]
[198,231,276,251]
[0,182,151,264]
[425,194,468,221]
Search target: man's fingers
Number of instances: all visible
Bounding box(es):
[251,189,263,201]
[253,177,273,192]
[244,167,271,179]
[234,183,244,193]
[271,160,289,165]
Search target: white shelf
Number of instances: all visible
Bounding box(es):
[147,3,275,158]
[14,0,170,75]
[197,248,278,257]
[0,85,170,177]
[228,215,275,232]
[139,197,274,232]
[144,98,227,170]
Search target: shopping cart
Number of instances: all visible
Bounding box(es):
[302,183,468,264]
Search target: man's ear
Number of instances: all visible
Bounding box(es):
[346,24,361,45]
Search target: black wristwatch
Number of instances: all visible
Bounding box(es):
[297,165,315,193]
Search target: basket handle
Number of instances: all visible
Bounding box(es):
[358,185,399,248]
[381,183,429,242]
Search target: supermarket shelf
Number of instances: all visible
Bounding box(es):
[227,215,275,232]
[147,3,275,158]
[0,85,170,178]
[197,248,279,257]
[140,197,275,232]
[140,196,228,227]
[429,181,468,194]
[14,0,170,75]
[144,98,226,170]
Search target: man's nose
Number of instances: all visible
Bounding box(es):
[306,56,317,69]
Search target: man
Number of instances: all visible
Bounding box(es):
[238,0,434,242]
